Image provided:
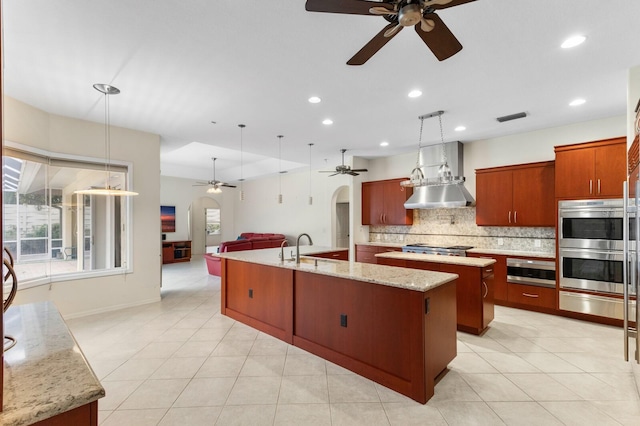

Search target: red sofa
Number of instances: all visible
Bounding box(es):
[205,233,286,276]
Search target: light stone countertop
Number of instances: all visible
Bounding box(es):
[0,302,105,426]
[354,242,404,248]
[217,246,458,292]
[375,251,496,268]
[467,248,556,259]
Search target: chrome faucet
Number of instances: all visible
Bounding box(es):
[296,233,313,265]
[279,239,289,261]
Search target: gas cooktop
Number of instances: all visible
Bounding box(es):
[402,244,474,256]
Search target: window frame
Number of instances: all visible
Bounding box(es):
[3,140,136,289]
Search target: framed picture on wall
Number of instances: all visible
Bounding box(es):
[161,205,176,232]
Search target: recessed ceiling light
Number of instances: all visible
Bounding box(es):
[408,90,422,98]
[569,98,586,106]
[322,119,333,125]
[308,96,321,104]
[561,35,586,49]
[454,126,466,132]
[380,141,389,147]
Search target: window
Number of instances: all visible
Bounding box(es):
[205,208,221,235]
[2,145,133,286]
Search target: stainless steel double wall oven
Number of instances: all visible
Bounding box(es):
[558,199,636,320]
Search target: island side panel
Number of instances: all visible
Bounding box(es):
[293,270,454,404]
[424,279,458,398]
[222,259,294,343]
[30,401,98,426]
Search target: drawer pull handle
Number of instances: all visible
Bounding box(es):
[485,269,493,273]
[522,293,539,298]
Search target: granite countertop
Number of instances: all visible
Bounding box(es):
[467,248,556,259]
[375,251,497,267]
[0,302,105,426]
[217,246,458,292]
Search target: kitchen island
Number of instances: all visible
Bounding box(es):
[376,251,497,335]
[0,302,104,426]
[217,246,458,403]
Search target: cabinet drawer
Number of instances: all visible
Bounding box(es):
[508,283,556,309]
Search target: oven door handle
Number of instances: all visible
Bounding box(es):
[559,248,625,261]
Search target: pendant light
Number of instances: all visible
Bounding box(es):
[75,84,138,196]
[238,124,246,201]
[277,135,285,204]
[308,143,314,205]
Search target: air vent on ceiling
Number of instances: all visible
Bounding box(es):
[496,112,527,123]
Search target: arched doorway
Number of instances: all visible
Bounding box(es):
[332,186,350,248]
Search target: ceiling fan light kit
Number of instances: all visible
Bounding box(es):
[193,157,236,193]
[305,0,474,65]
[74,84,139,197]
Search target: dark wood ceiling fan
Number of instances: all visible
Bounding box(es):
[305,0,475,65]
[319,149,368,176]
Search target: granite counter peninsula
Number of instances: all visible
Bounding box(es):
[0,302,104,426]
[217,246,459,403]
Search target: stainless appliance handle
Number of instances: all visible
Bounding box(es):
[623,181,629,361]
[636,179,640,363]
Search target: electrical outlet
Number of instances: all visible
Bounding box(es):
[534,239,541,248]
[497,238,504,246]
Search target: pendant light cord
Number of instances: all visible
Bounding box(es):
[438,113,447,166]
[415,116,425,169]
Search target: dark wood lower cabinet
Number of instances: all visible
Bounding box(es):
[221,260,294,343]
[376,258,494,335]
[31,401,98,426]
[220,258,457,403]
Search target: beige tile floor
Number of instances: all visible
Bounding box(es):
[66,255,640,425]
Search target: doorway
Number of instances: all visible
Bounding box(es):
[333,186,350,249]
[189,197,221,255]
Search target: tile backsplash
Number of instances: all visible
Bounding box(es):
[369,207,555,253]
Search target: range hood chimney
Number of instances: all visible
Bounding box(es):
[403,141,475,209]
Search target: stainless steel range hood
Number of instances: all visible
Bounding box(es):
[403,141,475,209]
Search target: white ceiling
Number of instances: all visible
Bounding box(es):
[4,1,640,184]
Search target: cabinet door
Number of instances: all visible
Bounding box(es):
[512,164,555,226]
[468,254,507,303]
[594,142,626,197]
[439,263,483,333]
[294,272,373,363]
[362,182,384,225]
[555,148,595,198]
[482,268,495,329]
[475,170,513,226]
[382,180,413,225]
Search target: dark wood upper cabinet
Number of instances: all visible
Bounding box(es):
[362,178,413,226]
[476,161,555,227]
[554,137,626,199]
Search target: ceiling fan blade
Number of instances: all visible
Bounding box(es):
[351,169,369,172]
[221,183,237,188]
[347,23,403,66]
[420,18,435,32]
[305,0,388,15]
[319,170,338,173]
[328,173,339,177]
[415,13,462,61]
[383,24,402,38]
[369,6,396,16]
[425,0,476,10]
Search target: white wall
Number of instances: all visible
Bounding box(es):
[4,96,162,318]
[366,115,626,199]
[160,175,237,253]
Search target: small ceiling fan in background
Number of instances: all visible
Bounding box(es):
[193,157,237,193]
[304,0,475,65]
[320,149,369,176]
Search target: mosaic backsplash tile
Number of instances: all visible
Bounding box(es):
[369,207,555,253]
